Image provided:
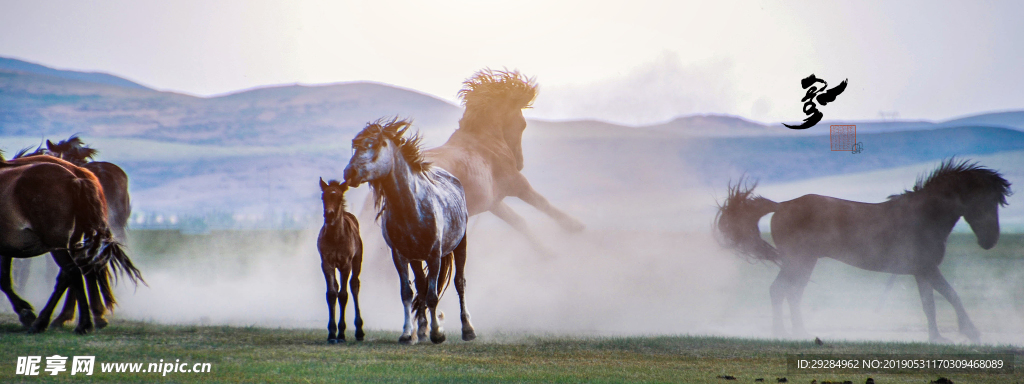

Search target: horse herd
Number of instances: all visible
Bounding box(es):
[0,69,1015,346]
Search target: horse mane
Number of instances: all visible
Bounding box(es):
[353,118,430,220]
[889,158,1012,205]
[457,69,537,132]
[47,134,98,165]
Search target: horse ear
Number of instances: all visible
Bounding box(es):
[319,177,327,191]
[46,140,56,151]
[340,180,349,192]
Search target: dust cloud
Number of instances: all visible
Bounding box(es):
[9,151,1024,347]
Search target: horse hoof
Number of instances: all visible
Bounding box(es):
[356,331,365,342]
[431,332,446,344]
[94,318,108,330]
[399,335,414,345]
[328,338,339,345]
[18,310,37,327]
[462,329,476,341]
[74,325,93,335]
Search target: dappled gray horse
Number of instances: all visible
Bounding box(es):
[344,118,474,344]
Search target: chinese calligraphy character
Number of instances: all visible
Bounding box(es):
[784,74,848,129]
[16,356,41,376]
[72,356,96,375]
[852,142,864,154]
[44,355,68,376]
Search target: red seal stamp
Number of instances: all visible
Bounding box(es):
[830,125,856,151]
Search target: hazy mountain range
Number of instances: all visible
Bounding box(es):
[2,56,1023,231]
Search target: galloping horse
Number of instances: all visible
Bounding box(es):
[344,118,474,344]
[360,69,583,255]
[0,153,143,334]
[317,178,364,344]
[11,136,132,329]
[716,159,1011,343]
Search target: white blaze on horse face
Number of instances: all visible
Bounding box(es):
[345,140,394,186]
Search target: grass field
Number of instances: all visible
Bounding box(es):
[1,231,1023,382]
[1,314,1022,383]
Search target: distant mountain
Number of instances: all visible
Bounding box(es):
[0,67,462,146]
[0,57,152,90]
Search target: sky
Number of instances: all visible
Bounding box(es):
[1,0,1022,126]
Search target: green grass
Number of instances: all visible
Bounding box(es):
[0,315,1021,383]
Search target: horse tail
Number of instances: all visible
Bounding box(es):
[715,179,780,263]
[71,170,144,289]
[438,253,453,301]
[411,256,454,322]
[71,170,109,259]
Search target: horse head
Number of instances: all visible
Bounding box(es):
[915,159,1012,250]
[46,135,97,166]
[458,69,537,171]
[320,178,348,223]
[962,190,1007,250]
[344,121,400,187]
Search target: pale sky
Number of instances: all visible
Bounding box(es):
[1,0,1022,126]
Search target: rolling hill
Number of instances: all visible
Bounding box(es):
[2,56,1023,231]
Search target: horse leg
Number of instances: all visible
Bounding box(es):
[769,271,791,337]
[50,251,78,329]
[322,263,339,343]
[425,256,445,344]
[85,273,108,329]
[453,235,475,341]
[411,261,429,342]
[914,273,949,343]
[392,249,416,344]
[350,249,365,341]
[926,268,981,343]
[31,250,90,334]
[513,182,585,233]
[0,256,36,326]
[50,290,77,328]
[337,264,352,343]
[786,260,816,338]
[490,202,556,257]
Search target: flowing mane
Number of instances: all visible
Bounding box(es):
[456,69,537,132]
[352,118,430,219]
[889,158,1012,205]
[352,118,429,173]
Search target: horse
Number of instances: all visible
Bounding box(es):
[317,178,364,344]
[10,136,132,329]
[0,153,143,334]
[343,118,474,344]
[715,159,1011,343]
[361,69,583,256]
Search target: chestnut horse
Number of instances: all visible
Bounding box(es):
[344,119,474,344]
[11,136,132,329]
[318,178,364,344]
[716,159,1011,343]
[0,153,142,334]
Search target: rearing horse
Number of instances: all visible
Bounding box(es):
[344,118,475,344]
[716,159,1011,343]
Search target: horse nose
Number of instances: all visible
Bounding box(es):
[343,166,356,183]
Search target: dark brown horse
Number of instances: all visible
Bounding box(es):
[318,178,364,344]
[10,136,133,329]
[0,154,142,334]
[716,159,1011,343]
